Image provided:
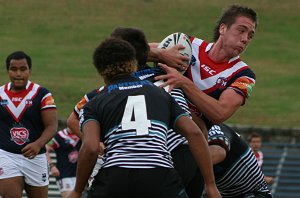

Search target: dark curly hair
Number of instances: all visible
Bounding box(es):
[110,27,149,66]
[213,5,258,42]
[93,38,137,81]
[6,51,32,70]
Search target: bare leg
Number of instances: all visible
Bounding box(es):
[24,183,48,198]
[0,176,24,198]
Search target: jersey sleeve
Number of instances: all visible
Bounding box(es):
[40,88,56,110]
[228,68,256,102]
[74,88,103,117]
[169,96,189,130]
[79,99,100,130]
[208,125,231,153]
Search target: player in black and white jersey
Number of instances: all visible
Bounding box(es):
[67,27,207,197]
[69,38,220,198]
[206,124,272,198]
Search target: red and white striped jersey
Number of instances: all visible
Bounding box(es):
[186,37,256,127]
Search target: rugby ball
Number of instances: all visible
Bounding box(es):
[157,32,192,72]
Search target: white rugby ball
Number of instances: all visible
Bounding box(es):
[157,32,192,72]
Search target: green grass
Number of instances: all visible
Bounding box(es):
[0,0,299,127]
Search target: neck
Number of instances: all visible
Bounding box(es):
[209,40,233,63]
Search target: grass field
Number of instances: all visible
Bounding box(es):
[0,0,299,128]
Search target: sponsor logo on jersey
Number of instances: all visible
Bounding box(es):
[0,99,8,106]
[12,97,23,102]
[107,80,152,92]
[201,64,216,75]
[10,126,29,145]
[25,99,33,107]
[216,77,227,89]
[68,150,79,163]
[44,96,55,105]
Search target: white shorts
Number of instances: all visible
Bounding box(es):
[57,177,76,192]
[0,149,49,186]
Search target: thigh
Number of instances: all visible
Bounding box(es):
[22,153,49,187]
[0,176,24,198]
[24,184,48,198]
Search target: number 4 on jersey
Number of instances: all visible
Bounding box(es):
[121,95,151,136]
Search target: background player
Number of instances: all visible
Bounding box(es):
[248,132,274,184]
[0,51,57,198]
[46,127,81,198]
[207,124,272,198]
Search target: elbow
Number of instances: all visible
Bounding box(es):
[82,142,99,156]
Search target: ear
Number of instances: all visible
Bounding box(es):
[219,23,226,35]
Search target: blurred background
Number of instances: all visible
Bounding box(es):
[1,0,299,197]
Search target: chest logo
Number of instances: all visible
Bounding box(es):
[10,127,29,145]
[201,64,216,75]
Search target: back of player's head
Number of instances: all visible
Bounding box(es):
[213,4,258,42]
[6,51,32,70]
[110,27,149,66]
[93,38,137,80]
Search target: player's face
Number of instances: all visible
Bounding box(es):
[8,58,31,91]
[249,137,262,152]
[221,16,256,58]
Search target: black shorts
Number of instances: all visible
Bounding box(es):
[88,167,188,198]
[171,144,204,198]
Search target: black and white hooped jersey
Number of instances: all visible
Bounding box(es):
[80,75,187,169]
[186,36,256,129]
[48,128,81,180]
[73,86,104,117]
[133,66,190,151]
[0,81,56,154]
[208,124,271,197]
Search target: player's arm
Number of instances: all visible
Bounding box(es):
[175,116,221,198]
[72,120,100,197]
[209,145,227,164]
[67,112,83,139]
[148,43,189,69]
[22,109,58,159]
[45,144,60,177]
[155,63,243,124]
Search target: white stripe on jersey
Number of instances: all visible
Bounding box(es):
[216,148,270,197]
[190,38,255,91]
[101,120,173,169]
[0,82,40,121]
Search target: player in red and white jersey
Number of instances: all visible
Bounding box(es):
[0,51,57,198]
[150,5,258,131]
[248,132,274,184]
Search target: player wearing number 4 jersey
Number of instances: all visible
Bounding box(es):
[67,27,205,198]
[68,38,220,198]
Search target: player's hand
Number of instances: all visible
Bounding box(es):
[67,190,81,198]
[50,165,60,177]
[160,44,189,70]
[155,63,190,92]
[21,142,42,159]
